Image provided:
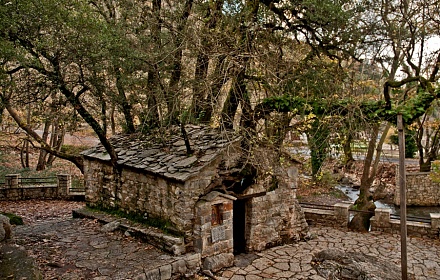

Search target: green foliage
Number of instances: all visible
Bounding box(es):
[308,119,330,177]
[389,134,398,145]
[314,171,337,187]
[0,212,24,225]
[389,129,417,158]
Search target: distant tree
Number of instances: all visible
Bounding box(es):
[414,105,440,171]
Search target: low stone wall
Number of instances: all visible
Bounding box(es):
[302,203,352,228]
[303,203,440,239]
[371,208,440,238]
[0,174,73,201]
[395,168,440,206]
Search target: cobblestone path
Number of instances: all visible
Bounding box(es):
[2,200,440,279]
[216,227,440,280]
[13,218,183,279]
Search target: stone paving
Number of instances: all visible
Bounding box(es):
[3,199,440,279]
[11,218,200,279]
[216,227,440,280]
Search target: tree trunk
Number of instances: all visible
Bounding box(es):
[144,0,161,129]
[115,67,135,133]
[36,120,51,171]
[221,0,259,130]
[47,122,65,166]
[349,122,391,232]
[110,103,116,135]
[192,0,224,123]
[167,0,194,125]
[192,52,209,121]
[200,55,228,123]
[221,77,240,129]
[418,122,440,172]
[20,140,29,169]
[343,133,355,169]
[307,119,330,177]
[4,101,84,173]
[24,103,31,168]
[0,103,5,128]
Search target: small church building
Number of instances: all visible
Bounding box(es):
[81,125,308,271]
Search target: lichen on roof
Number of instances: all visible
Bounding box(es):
[81,125,241,182]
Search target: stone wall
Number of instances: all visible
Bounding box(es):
[85,160,191,235]
[141,253,201,279]
[371,208,440,239]
[395,167,440,206]
[0,174,71,201]
[302,203,352,228]
[83,143,309,267]
[84,150,241,242]
[246,181,309,251]
[303,204,440,239]
[194,192,235,272]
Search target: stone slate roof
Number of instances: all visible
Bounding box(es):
[81,125,241,182]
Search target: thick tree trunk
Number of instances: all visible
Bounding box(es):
[221,77,240,129]
[221,1,259,130]
[417,123,440,172]
[192,53,209,120]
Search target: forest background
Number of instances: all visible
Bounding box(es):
[1,0,440,231]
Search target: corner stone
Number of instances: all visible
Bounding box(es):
[203,253,234,272]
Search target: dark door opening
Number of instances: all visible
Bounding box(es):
[233,199,247,254]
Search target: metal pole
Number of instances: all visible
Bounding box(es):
[398,114,407,280]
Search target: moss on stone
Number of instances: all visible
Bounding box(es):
[86,204,182,237]
[0,212,24,225]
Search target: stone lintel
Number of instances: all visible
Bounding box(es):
[200,191,237,202]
